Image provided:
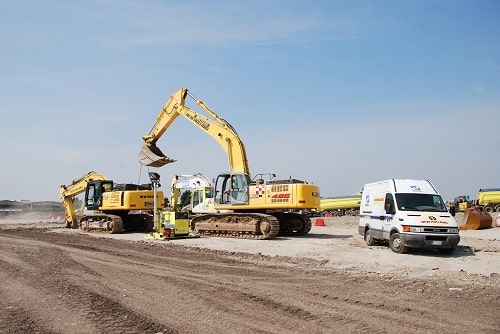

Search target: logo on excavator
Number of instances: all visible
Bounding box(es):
[271,193,290,203]
[186,112,210,131]
[271,194,290,199]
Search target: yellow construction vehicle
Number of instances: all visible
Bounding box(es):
[473,188,500,213]
[139,87,320,239]
[60,171,165,233]
[150,174,213,239]
[451,195,470,212]
[317,193,362,217]
[169,173,215,213]
[460,205,493,230]
[457,188,500,229]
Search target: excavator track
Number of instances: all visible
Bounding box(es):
[190,213,280,240]
[122,213,155,232]
[79,214,124,234]
[274,212,312,236]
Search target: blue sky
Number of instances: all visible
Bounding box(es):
[1,0,499,202]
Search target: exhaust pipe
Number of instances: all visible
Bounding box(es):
[139,142,176,168]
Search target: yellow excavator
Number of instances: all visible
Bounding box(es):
[60,171,165,233]
[139,87,320,240]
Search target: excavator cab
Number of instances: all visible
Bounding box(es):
[85,180,114,210]
[214,172,250,205]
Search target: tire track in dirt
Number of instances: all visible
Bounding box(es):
[0,298,53,334]
[56,238,493,333]
[0,228,498,334]
[0,232,175,334]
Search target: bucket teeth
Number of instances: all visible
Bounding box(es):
[139,142,176,167]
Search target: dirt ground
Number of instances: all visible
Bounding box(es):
[0,211,499,334]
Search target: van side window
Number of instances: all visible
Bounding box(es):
[384,193,396,214]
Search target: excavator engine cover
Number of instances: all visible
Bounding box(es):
[460,206,493,230]
[139,142,176,167]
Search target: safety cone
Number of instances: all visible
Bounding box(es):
[315,218,325,226]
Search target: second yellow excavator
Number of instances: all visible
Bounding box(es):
[60,171,165,233]
[139,87,320,240]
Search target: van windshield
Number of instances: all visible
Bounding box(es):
[395,193,447,212]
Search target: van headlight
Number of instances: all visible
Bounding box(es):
[449,228,458,233]
[402,225,423,233]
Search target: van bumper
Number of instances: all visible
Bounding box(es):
[400,233,460,249]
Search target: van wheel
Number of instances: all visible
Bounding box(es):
[389,233,407,254]
[365,229,377,246]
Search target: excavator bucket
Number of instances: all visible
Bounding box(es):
[139,142,176,167]
[460,206,493,230]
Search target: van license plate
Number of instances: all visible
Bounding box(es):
[432,240,443,245]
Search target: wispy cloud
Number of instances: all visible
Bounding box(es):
[473,83,485,93]
[99,2,361,49]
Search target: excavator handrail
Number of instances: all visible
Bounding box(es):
[139,88,250,176]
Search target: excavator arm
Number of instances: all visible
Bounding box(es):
[59,171,108,227]
[139,87,250,175]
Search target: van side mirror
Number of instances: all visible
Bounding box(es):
[449,205,456,217]
[385,202,396,215]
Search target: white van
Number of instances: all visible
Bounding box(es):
[358,179,460,254]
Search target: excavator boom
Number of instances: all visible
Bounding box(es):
[139,87,250,175]
[59,171,108,228]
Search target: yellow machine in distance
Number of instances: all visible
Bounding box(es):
[60,171,165,233]
[474,188,500,212]
[317,193,362,216]
[149,174,211,239]
[140,88,320,239]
